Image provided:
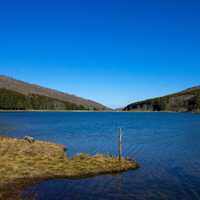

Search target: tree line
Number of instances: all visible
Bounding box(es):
[0,88,88,110]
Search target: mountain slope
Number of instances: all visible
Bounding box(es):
[124,87,200,112]
[0,75,108,110]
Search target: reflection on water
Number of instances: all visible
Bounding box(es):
[1,112,200,200]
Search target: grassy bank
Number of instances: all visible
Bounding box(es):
[0,136,139,199]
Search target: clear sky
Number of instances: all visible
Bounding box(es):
[0,0,200,108]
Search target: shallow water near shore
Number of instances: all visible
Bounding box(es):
[1,112,200,200]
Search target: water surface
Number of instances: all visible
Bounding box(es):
[1,112,200,200]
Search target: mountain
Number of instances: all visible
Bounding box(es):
[123,86,200,112]
[0,75,108,111]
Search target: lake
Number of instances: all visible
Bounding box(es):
[1,112,200,200]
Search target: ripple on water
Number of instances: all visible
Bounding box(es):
[1,112,200,200]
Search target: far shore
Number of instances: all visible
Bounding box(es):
[0,109,198,113]
[0,109,113,112]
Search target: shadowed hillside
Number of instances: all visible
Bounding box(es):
[124,86,200,112]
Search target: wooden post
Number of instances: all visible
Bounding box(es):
[118,128,123,161]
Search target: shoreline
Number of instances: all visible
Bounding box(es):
[0,110,113,113]
[0,109,198,113]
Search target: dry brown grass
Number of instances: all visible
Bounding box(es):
[0,136,139,200]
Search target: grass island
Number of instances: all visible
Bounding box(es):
[0,136,139,200]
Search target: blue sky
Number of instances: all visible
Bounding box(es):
[0,0,200,108]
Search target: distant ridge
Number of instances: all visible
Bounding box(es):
[0,75,108,110]
[124,86,200,112]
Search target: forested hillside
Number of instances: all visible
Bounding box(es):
[124,86,200,112]
[0,75,107,110]
[0,88,88,110]
[0,76,108,111]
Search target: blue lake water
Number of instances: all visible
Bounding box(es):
[1,112,200,200]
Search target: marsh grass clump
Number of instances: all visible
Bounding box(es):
[0,136,139,199]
